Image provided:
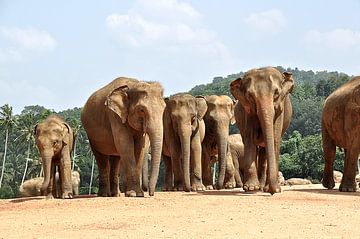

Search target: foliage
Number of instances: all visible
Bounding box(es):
[0,66,354,198]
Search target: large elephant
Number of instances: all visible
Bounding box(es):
[322,76,360,192]
[201,95,235,189]
[162,94,207,192]
[230,67,294,194]
[34,114,74,199]
[81,77,165,197]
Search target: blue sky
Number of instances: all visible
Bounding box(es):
[1,0,360,113]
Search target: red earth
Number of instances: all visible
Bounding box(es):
[0,184,359,239]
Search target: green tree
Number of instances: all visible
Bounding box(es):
[0,104,17,188]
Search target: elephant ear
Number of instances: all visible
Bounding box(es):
[230,78,251,114]
[61,123,72,146]
[230,99,236,125]
[105,85,129,124]
[195,96,207,120]
[280,72,294,100]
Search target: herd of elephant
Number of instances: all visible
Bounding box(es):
[20,66,360,199]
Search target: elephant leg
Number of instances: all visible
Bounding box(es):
[201,144,213,190]
[231,151,243,188]
[169,137,183,191]
[190,135,205,192]
[92,148,111,197]
[340,148,358,192]
[46,164,56,199]
[224,150,235,189]
[322,128,336,189]
[109,156,121,197]
[258,147,267,191]
[162,155,173,191]
[142,153,149,192]
[60,149,73,199]
[243,142,260,192]
[131,135,146,197]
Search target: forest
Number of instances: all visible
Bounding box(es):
[0,66,352,198]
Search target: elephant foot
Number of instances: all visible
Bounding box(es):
[173,183,184,192]
[225,181,235,189]
[62,191,73,199]
[125,190,144,197]
[243,178,260,192]
[162,185,173,191]
[205,185,214,190]
[235,182,243,188]
[111,191,121,197]
[191,182,206,192]
[263,183,281,194]
[339,181,357,192]
[46,194,54,200]
[322,173,335,189]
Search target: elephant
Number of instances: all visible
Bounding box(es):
[19,171,80,197]
[322,76,360,192]
[209,134,244,189]
[162,93,207,192]
[81,77,165,197]
[19,177,43,197]
[34,114,74,199]
[55,171,81,196]
[201,95,235,190]
[230,67,294,194]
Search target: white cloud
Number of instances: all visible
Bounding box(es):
[244,9,287,34]
[0,48,23,62]
[0,26,57,51]
[304,29,360,49]
[0,79,55,114]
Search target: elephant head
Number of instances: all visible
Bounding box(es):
[34,115,73,195]
[203,95,235,189]
[164,94,207,191]
[230,67,293,194]
[105,81,166,196]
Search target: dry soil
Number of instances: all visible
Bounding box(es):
[0,184,359,239]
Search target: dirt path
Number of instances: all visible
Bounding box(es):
[0,184,359,239]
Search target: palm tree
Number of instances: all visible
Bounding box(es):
[16,112,36,184]
[0,104,17,188]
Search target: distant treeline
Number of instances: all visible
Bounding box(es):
[0,66,351,198]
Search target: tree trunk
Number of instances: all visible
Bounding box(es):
[89,155,95,195]
[72,140,77,171]
[0,129,9,188]
[21,141,31,185]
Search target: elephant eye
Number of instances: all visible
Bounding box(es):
[53,140,59,146]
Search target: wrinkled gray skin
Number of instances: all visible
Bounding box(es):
[322,76,360,192]
[230,67,294,195]
[81,77,165,197]
[201,95,235,190]
[35,114,74,199]
[162,94,207,192]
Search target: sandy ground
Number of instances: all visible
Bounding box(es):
[0,184,359,239]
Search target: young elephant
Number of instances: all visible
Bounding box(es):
[19,171,80,198]
[322,76,360,192]
[35,114,74,199]
[162,94,207,192]
[210,134,244,189]
[201,95,235,190]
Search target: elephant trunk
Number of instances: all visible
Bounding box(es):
[216,124,229,189]
[147,123,164,196]
[257,98,277,194]
[41,154,52,195]
[179,124,192,192]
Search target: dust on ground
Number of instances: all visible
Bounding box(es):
[0,184,359,239]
